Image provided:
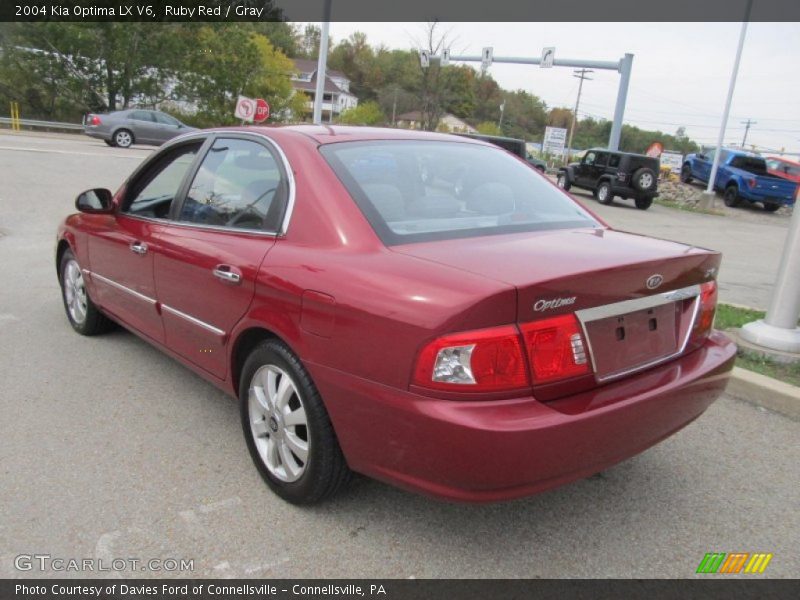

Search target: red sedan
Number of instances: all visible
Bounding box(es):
[56,126,736,504]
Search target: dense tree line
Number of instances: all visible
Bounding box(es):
[0,22,698,154]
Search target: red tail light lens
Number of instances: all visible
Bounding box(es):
[412,325,529,392]
[747,178,756,189]
[520,314,591,384]
[89,115,101,125]
[694,280,718,339]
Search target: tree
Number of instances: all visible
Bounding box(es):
[476,121,502,135]
[337,101,385,125]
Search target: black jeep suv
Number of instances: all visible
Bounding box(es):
[557,149,659,210]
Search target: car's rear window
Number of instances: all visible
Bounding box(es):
[730,155,768,175]
[320,140,598,245]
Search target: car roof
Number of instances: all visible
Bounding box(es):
[586,148,654,158]
[241,125,493,146]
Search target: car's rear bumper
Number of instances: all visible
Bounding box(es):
[83,127,109,141]
[309,330,736,502]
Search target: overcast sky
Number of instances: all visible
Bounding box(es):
[322,22,800,154]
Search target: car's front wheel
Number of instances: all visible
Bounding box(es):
[113,129,134,148]
[680,165,693,184]
[596,181,614,205]
[635,197,653,210]
[556,173,571,191]
[240,340,351,504]
[59,249,114,335]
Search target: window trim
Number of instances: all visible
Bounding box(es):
[118,131,296,237]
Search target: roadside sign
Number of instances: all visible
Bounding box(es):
[419,50,430,68]
[254,98,270,123]
[543,126,568,155]
[234,96,256,122]
[646,142,664,158]
[481,47,494,70]
[660,151,684,174]
[541,47,555,68]
[441,48,450,66]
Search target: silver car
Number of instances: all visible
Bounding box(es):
[83,109,196,148]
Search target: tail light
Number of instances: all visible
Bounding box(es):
[412,325,529,392]
[519,314,591,384]
[747,177,756,189]
[692,280,718,340]
[413,316,593,393]
[88,114,101,126]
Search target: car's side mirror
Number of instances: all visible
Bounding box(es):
[75,188,114,214]
[697,153,707,160]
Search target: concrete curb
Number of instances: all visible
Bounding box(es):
[726,366,800,420]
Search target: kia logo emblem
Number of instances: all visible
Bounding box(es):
[646,274,663,290]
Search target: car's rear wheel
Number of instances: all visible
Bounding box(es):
[763,202,781,212]
[113,129,134,148]
[680,165,693,184]
[596,181,614,205]
[556,173,571,191]
[240,340,351,504]
[632,167,657,193]
[723,185,741,207]
[635,197,653,210]
[59,249,114,336]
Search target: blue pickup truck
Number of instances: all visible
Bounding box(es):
[681,148,797,211]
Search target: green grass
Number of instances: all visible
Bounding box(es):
[715,303,800,386]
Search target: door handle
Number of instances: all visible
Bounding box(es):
[130,241,148,255]
[212,265,241,285]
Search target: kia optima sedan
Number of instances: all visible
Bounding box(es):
[56,126,736,504]
[83,109,195,148]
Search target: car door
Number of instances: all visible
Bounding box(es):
[127,110,160,144]
[87,138,206,342]
[575,151,597,186]
[591,151,609,182]
[152,112,184,144]
[695,148,714,181]
[153,134,289,378]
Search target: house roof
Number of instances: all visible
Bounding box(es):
[396,111,423,121]
[292,76,343,95]
[292,58,346,80]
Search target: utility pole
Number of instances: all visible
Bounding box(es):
[565,68,593,163]
[741,118,756,147]
[391,87,398,126]
[498,100,506,129]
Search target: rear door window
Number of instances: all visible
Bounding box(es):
[178,138,287,232]
[130,111,155,122]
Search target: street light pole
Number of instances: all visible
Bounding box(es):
[741,118,756,148]
[700,0,752,209]
[312,0,332,125]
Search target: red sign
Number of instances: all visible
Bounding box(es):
[646,142,664,158]
[254,98,270,123]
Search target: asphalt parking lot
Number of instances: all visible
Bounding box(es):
[0,132,797,579]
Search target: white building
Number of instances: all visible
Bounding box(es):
[291,58,358,122]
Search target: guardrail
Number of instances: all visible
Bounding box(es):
[0,116,83,132]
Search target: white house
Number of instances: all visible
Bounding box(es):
[291,58,358,122]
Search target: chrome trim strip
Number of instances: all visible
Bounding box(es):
[575,284,702,384]
[161,304,225,336]
[89,271,157,306]
[119,214,279,237]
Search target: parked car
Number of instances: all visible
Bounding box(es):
[83,109,196,148]
[765,156,800,184]
[455,133,547,172]
[681,148,797,211]
[56,126,735,504]
[557,149,660,210]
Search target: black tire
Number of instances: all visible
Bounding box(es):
[635,197,653,210]
[59,248,114,336]
[680,165,693,184]
[113,129,134,148]
[723,185,741,207]
[240,340,351,504]
[556,172,571,191]
[596,181,614,205]
[536,165,546,173]
[104,139,115,147]
[763,202,781,213]
[631,167,657,192]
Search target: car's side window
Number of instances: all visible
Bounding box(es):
[594,152,609,167]
[608,154,621,168]
[130,111,155,122]
[705,149,716,163]
[584,152,596,166]
[155,113,180,127]
[124,142,202,219]
[178,138,286,232]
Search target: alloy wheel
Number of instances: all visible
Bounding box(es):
[63,259,87,324]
